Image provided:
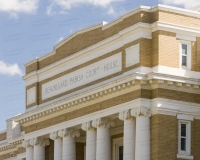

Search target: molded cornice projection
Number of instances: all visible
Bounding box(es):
[13,72,200,127]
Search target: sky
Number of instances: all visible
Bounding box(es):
[0,0,199,131]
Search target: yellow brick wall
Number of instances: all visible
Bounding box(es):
[151,114,177,160]
[159,10,200,29]
[152,30,179,68]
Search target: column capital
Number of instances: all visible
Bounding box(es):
[50,131,61,140]
[60,129,80,138]
[82,121,95,131]
[119,110,134,121]
[22,139,34,148]
[92,118,115,128]
[131,106,151,117]
[34,138,50,147]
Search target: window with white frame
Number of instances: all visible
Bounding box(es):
[178,120,191,155]
[179,40,191,70]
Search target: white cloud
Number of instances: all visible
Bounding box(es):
[51,0,124,10]
[57,36,64,43]
[160,0,200,8]
[9,13,19,20]
[47,4,56,15]
[0,0,39,13]
[0,61,23,76]
[107,6,116,15]
[60,10,68,14]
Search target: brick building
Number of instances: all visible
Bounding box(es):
[1,4,200,160]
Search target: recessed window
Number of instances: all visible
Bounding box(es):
[119,146,123,160]
[178,121,191,156]
[179,40,191,70]
[113,137,123,160]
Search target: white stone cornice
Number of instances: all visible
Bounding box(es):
[0,139,23,152]
[119,110,133,121]
[151,107,178,116]
[12,97,200,141]
[11,70,200,130]
[152,21,200,37]
[92,118,115,128]
[16,72,147,124]
[82,121,95,131]
[131,106,151,117]
[18,69,200,125]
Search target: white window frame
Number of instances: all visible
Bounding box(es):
[179,40,192,70]
[112,137,123,160]
[178,120,191,156]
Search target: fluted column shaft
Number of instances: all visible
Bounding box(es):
[22,140,34,160]
[92,118,115,160]
[33,138,50,160]
[50,131,62,160]
[131,107,151,160]
[119,110,135,160]
[60,129,80,160]
[82,121,96,160]
[26,147,34,160]
[34,145,45,160]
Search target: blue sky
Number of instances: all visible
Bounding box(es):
[0,0,199,131]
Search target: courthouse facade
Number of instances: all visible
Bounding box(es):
[1,4,200,160]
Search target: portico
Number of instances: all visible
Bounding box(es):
[21,105,151,160]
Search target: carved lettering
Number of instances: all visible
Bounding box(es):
[42,53,122,100]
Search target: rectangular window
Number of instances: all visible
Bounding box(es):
[182,44,187,67]
[181,124,186,151]
[178,121,191,156]
[179,40,191,70]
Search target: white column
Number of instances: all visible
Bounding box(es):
[82,121,97,160]
[119,110,135,160]
[22,139,34,160]
[33,138,50,160]
[131,107,151,160]
[50,131,62,160]
[92,118,115,160]
[61,129,80,160]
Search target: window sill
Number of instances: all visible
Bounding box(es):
[180,67,191,71]
[177,154,193,159]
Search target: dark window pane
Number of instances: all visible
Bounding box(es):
[182,56,187,66]
[181,138,186,151]
[119,146,123,160]
[181,124,186,137]
[182,44,187,55]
